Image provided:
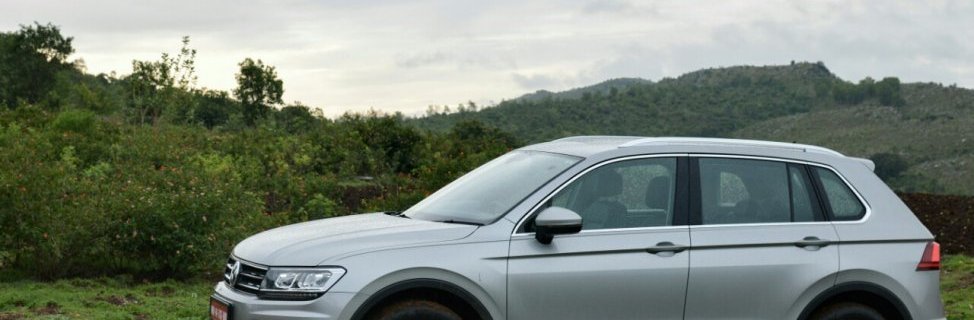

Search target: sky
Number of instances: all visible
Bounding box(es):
[2,0,972,117]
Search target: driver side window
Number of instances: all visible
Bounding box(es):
[549,157,677,230]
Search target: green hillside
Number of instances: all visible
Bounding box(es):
[515,78,653,102]
[413,63,974,195]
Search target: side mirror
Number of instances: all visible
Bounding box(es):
[534,207,583,244]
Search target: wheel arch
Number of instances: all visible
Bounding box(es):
[350,278,492,320]
[798,281,912,320]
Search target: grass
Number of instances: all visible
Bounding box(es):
[0,256,971,319]
[0,277,213,319]
[943,255,974,319]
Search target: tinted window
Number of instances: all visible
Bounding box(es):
[547,158,677,230]
[698,158,822,224]
[813,167,866,220]
[789,165,819,222]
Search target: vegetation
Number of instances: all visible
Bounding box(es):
[941,255,974,319]
[234,58,283,126]
[0,277,212,319]
[0,23,516,280]
[0,23,75,108]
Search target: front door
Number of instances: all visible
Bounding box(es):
[507,156,690,319]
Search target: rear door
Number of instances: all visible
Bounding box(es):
[508,156,690,319]
[684,156,840,319]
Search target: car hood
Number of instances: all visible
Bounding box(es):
[232,213,477,266]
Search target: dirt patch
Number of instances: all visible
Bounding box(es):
[134,313,150,320]
[67,278,98,288]
[144,285,174,297]
[898,192,974,255]
[95,294,139,306]
[0,312,25,320]
[33,301,59,315]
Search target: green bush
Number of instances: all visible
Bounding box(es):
[0,121,282,279]
[1,22,523,279]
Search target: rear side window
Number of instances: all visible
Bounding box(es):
[812,167,866,221]
[789,165,819,222]
[697,158,823,225]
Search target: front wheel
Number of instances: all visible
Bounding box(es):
[810,302,885,320]
[368,299,462,320]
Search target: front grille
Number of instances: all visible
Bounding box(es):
[224,256,267,295]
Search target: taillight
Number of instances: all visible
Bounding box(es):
[916,241,940,271]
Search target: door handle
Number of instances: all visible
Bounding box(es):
[646,241,688,254]
[794,236,831,248]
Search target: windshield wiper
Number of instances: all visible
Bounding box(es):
[435,219,484,226]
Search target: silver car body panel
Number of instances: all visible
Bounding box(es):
[214,136,945,320]
[233,213,477,266]
[508,227,690,319]
[683,223,840,319]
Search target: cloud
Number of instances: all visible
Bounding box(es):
[1,0,972,116]
[582,0,659,16]
[511,73,562,90]
[396,51,452,68]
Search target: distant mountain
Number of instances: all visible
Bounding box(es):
[515,78,653,102]
[414,62,839,139]
[411,62,974,195]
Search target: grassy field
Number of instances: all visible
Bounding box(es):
[0,255,971,319]
[0,278,213,320]
[942,255,974,319]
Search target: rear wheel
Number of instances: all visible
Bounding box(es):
[368,299,462,320]
[810,302,885,320]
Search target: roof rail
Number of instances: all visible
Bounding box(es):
[554,136,641,143]
[618,137,845,157]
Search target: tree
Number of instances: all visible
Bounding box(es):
[0,22,75,108]
[276,103,317,134]
[875,77,905,107]
[193,90,237,128]
[125,36,197,124]
[870,152,909,181]
[234,58,283,125]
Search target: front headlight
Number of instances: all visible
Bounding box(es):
[259,267,346,300]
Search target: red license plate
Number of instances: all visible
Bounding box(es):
[210,297,231,320]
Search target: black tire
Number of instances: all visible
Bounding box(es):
[810,302,885,320]
[368,299,462,320]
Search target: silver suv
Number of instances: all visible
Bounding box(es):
[210,137,945,320]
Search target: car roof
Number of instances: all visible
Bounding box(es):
[520,136,875,170]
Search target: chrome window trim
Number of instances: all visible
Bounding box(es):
[511,225,689,240]
[512,153,872,236]
[690,154,871,225]
[689,221,834,229]
[511,153,687,236]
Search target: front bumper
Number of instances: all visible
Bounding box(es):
[212,281,358,320]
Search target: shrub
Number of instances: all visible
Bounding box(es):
[0,121,280,279]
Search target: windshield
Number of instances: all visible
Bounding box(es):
[404,150,580,225]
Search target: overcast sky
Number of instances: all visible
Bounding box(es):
[2,0,972,117]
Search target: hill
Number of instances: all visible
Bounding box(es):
[515,78,653,102]
[412,63,974,195]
